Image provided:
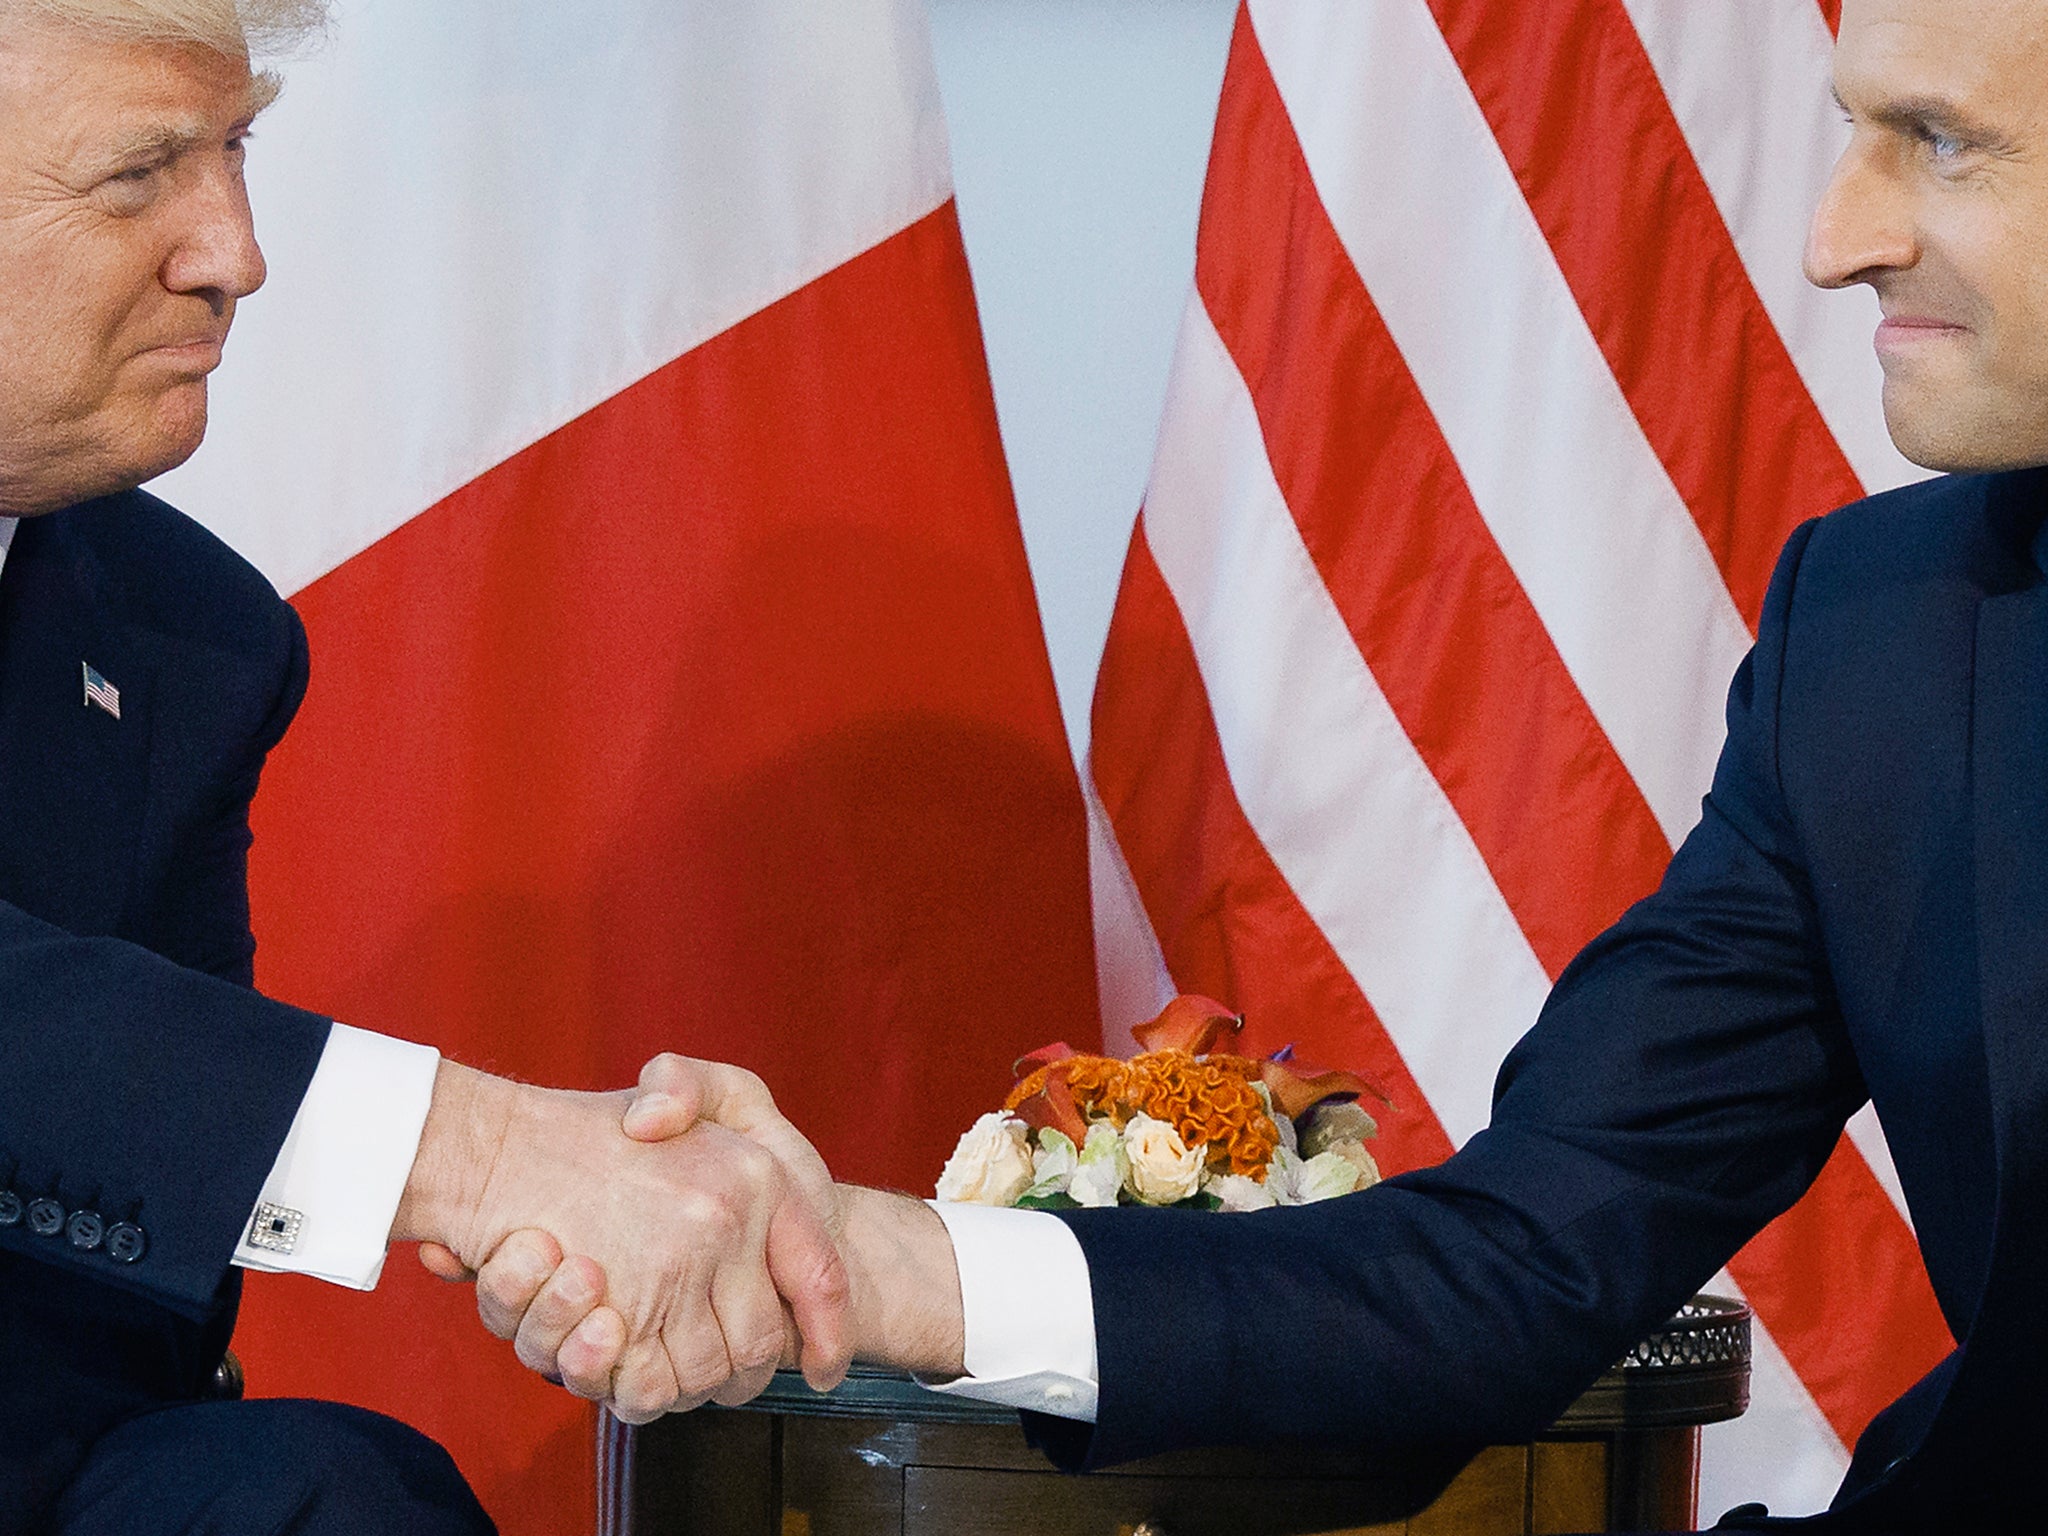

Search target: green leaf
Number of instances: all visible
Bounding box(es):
[1014,1192,1082,1211]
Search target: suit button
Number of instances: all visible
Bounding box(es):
[66,1210,104,1251]
[0,1191,21,1227]
[26,1199,64,1237]
[106,1223,147,1264]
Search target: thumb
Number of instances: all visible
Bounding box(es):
[622,1055,777,1142]
[765,1199,854,1393]
[619,1054,712,1141]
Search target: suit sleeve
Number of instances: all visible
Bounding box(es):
[1034,517,1866,1469]
[0,607,333,1322]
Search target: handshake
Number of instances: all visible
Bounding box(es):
[389,1056,964,1423]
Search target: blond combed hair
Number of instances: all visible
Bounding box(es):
[0,0,328,55]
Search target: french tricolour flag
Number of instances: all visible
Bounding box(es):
[161,2,1097,1530]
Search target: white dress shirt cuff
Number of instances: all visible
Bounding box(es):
[232,1023,440,1290]
[917,1201,1100,1421]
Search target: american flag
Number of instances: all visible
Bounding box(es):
[81,662,121,721]
[1086,0,1948,1516]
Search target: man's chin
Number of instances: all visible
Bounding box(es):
[1879,379,2048,475]
[127,392,212,483]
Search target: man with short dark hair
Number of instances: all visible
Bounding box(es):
[530,0,2048,1526]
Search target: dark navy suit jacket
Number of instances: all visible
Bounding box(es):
[0,490,332,1514]
[1043,468,2048,1529]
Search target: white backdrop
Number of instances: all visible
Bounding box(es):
[928,0,1239,757]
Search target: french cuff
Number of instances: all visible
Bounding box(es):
[233,1023,440,1290]
[916,1201,1099,1422]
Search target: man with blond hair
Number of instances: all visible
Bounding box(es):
[0,3,853,1528]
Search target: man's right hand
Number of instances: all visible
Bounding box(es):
[469,1055,970,1404]
[391,1060,853,1423]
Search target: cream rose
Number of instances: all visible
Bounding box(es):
[1122,1112,1205,1205]
[935,1112,1037,1205]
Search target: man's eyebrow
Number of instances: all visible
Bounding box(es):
[91,83,277,172]
[97,120,212,166]
[1834,84,2014,149]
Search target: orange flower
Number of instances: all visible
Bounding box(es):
[992,996,1380,1190]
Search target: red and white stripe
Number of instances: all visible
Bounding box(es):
[1091,1,1951,1516]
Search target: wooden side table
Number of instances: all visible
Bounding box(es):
[600,1296,1750,1536]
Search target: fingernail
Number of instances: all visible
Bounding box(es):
[622,1092,674,1136]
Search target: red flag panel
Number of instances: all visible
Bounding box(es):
[241,203,1097,1532]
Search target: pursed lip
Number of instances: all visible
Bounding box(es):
[138,333,229,372]
[1875,314,1970,352]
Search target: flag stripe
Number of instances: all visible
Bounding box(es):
[1726,1139,1953,1447]
[1082,764,1177,1050]
[1195,15,1670,980]
[1700,1271,1853,1522]
[1090,530,1458,1176]
[1142,294,1554,1148]
[1247,0,1752,850]
[1424,0,1866,630]
[1845,1101,1913,1231]
[1617,0,1920,499]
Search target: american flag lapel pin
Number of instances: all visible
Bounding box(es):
[82,662,121,720]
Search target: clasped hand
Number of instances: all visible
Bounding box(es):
[400,1061,849,1423]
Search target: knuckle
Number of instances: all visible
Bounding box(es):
[731,1329,781,1374]
[676,1185,747,1242]
[711,1368,771,1408]
[513,1332,556,1376]
[665,1344,730,1403]
[476,1300,518,1342]
[607,1353,670,1421]
[477,1268,526,1317]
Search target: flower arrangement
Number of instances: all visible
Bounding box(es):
[936,995,1385,1211]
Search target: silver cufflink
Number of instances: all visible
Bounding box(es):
[246,1202,304,1255]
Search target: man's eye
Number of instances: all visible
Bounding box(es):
[1923,127,1970,163]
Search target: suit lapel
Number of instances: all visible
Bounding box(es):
[0,511,159,938]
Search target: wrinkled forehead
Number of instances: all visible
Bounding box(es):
[1835,0,2048,119]
[0,15,267,153]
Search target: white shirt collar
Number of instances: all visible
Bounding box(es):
[0,517,15,585]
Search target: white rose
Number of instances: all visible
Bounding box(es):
[1069,1121,1129,1207]
[935,1112,1037,1205]
[1301,1100,1378,1157]
[1022,1127,1079,1200]
[1122,1113,1205,1206]
[1210,1172,1278,1212]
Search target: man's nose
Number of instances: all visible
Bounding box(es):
[1804,138,1916,291]
[161,167,267,309]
